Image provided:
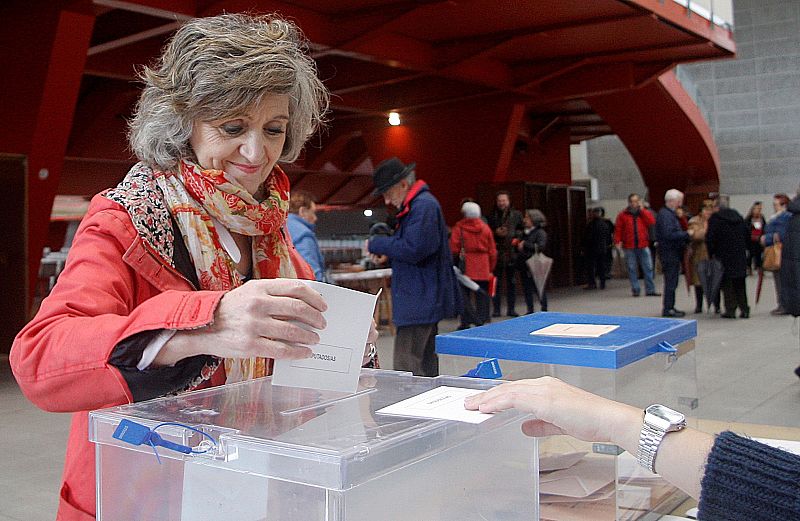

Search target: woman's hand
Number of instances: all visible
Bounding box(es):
[464,377,640,445]
[155,279,327,366]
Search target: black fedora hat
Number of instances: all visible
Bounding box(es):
[373,157,416,195]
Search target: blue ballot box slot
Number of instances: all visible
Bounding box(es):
[435,312,696,370]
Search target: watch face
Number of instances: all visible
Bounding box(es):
[645,404,686,431]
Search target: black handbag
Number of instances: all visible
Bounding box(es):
[457,229,467,272]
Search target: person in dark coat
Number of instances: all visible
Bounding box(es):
[780,194,800,377]
[488,191,524,317]
[706,196,750,319]
[600,208,615,280]
[584,207,613,290]
[744,201,766,274]
[368,157,461,376]
[762,194,792,315]
[516,209,548,313]
[656,189,692,317]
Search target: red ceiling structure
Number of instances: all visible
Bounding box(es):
[2,0,735,302]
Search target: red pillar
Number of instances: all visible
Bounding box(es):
[0,3,95,305]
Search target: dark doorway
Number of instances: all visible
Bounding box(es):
[0,155,28,354]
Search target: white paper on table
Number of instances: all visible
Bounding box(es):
[375,386,494,424]
[271,281,379,394]
[754,437,800,455]
[530,323,619,338]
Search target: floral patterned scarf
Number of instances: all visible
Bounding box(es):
[155,159,297,382]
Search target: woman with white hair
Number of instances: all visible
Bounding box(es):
[11,14,376,519]
[450,201,496,328]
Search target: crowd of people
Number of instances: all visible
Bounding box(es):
[284,178,793,327]
[574,189,799,320]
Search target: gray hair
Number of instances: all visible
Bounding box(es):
[404,170,416,184]
[527,209,546,226]
[129,13,329,170]
[664,189,684,203]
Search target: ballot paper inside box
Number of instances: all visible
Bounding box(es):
[534,435,686,521]
[89,370,539,521]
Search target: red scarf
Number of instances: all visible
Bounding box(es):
[156,160,297,381]
[394,180,427,223]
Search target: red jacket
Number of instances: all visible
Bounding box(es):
[614,207,656,249]
[450,217,497,281]
[11,194,311,520]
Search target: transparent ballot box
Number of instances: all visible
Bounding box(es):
[436,312,698,520]
[89,370,539,521]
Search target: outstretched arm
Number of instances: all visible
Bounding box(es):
[465,377,714,499]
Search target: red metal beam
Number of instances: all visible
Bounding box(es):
[437,12,650,67]
[26,6,96,304]
[332,73,426,96]
[338,31,436,72]
[533,62,636,99]
[622,0,735,53]
[514,38,703,88]
[200,0,332,43]
[587,69,720,203]
[493,103,527,183]
[92,0,195,19]
[87,21,179,55]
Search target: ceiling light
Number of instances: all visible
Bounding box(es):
[388,112,401,126]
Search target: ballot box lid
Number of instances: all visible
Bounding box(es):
[436,312,696,369]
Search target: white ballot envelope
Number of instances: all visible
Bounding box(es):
[530,323,619,338]
[375,386,495,424]
[271,281,379,394]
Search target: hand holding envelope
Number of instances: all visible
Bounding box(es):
[272,281,381,393]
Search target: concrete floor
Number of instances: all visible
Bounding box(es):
[2,272,799,520]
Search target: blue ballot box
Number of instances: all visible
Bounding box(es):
[89,370,538,521]
[437,312,698,411]
[437,312,698,520]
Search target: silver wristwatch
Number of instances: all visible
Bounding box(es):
[637,404,686,473]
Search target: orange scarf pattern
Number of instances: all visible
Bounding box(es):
[156,160,297,382]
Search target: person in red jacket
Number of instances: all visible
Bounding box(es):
[450,201,497,328]
[11,15,376,520]
[614,193,660,297]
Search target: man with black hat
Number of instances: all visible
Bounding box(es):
[367,157,461,376]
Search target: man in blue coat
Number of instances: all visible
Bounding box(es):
[656,189,693,317]
[368,157,461,376]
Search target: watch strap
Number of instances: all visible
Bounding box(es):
[637,423,665,473]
